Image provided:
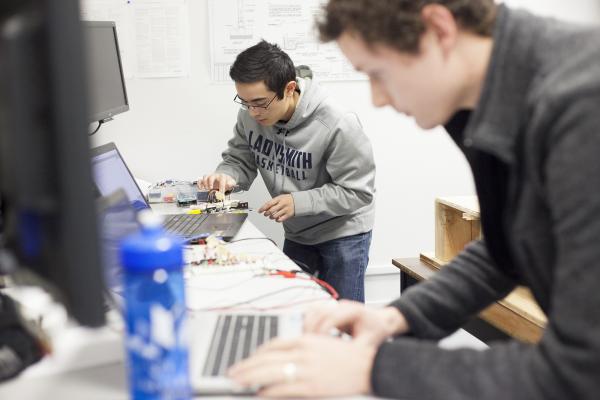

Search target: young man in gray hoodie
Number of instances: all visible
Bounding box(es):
[199,40,376,301]
[228,1,600,399]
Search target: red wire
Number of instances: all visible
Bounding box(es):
[267,270,339,300]
[308,276,339,300]
[187,269,339,313]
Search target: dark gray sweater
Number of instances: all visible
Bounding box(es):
[372,5,600,400]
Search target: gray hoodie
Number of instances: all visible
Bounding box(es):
[215,77,375,245]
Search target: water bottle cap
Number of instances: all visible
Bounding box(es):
[137,209,163,230]
[120,211,183,271]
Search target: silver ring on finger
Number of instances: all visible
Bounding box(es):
[282,362,297,383]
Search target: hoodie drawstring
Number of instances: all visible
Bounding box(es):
[282,133,287,194]
[271,130,277,194]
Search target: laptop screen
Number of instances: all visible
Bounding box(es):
[96,189,139,310]
[91,144,149,211]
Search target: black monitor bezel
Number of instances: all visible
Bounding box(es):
[83,20,129,123]
[0,0,107,327]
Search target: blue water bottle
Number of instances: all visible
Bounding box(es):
[120,210,191,400]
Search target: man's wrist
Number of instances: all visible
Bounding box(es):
[382,306,409,336]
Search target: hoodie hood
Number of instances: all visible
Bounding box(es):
[274,77,329,132]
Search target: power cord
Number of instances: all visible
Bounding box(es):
[264,269,339,300]
[190,285,331,312]
[227,237,278,247]
[88,120,103,136]
[287,257,315,275]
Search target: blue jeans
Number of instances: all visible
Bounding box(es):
[283,231,372,302]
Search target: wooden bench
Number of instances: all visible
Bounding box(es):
[392,197,547,344]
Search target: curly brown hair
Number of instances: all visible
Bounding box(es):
[317,0,497,53]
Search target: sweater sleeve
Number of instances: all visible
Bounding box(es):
[291,112,375,217]
[371,99,600,400]
[391,240,516,339]
[214,112,257,190]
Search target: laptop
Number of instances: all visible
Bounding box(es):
[188,312,303,395]
[90,142,247,242]
[96,190,302,395]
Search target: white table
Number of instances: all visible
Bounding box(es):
[0,216,357,399]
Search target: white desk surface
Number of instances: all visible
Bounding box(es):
[0,212,382,399]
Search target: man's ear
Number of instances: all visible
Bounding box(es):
[285,80,297,97]
[420,4,459,58]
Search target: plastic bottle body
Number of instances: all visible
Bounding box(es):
[120,213,190,400]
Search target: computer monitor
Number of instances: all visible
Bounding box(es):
[83,21,129,123]
[0,0,106,327]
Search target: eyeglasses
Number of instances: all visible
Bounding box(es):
[233,94,278,111]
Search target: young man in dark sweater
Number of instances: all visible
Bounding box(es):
[227,1,600,399]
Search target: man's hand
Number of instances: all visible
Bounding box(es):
[228,334,377,398]
[259,194,295,223]
[303,300,409,346]
[198,173,236,195]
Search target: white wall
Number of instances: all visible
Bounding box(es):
[503,0,600,24]
[91,0,600,303]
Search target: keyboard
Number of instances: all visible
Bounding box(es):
[164,213,209,237]
[202,314,279,377]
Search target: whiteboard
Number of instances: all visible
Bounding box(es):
[208,0,365,82]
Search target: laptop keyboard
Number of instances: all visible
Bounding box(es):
[202,314,279,377]
[164,213,209,237]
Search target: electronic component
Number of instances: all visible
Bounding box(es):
[198,190,237,203]
[196,191,210,202]
[235,201,249,210]
[147,179,249,211]
[183,235,261,267]
[147,188,163,203]
[176,191,197,207]
[204,203,218,213]
[147,180,197,204]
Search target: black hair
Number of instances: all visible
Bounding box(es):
[229,40,296,99]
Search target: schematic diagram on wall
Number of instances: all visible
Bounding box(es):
[208,0,365,82]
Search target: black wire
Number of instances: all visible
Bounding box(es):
[89,120,103,136]
[227,237,279,247]
[195,285,326,311]
[287,257,316,275]
[186,275,260,291]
